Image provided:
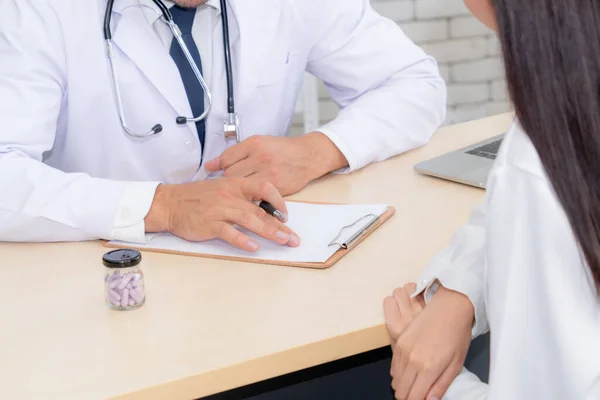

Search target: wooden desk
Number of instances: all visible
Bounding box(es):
[0,113,513,400]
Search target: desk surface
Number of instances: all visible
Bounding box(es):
[0,113,513,400]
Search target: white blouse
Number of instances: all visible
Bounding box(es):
[415,121,600,399]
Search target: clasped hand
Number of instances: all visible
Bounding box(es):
[383,283,474,400]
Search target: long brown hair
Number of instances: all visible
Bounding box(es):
[493,0,600,292]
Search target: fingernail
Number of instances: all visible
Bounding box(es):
[248,240,259,251]
[276,231,289,241]
[289,234,301,246]
[430,396,440,400]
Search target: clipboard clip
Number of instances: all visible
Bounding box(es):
[328,213,380,250]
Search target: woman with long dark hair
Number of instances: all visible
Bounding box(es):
[383,0,600,399]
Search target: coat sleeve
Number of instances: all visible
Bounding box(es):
[305,0,447,172]
[0,0,158,242]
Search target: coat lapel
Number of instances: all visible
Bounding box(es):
[110,0,193,123]
[228,0,283,111]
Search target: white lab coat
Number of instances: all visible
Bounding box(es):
[0,0,446,242]
[415,121,600,399]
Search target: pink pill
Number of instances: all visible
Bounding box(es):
[117,273,133,290]
[128,299,135,307]
[120,289,130,307]
[107,271,121,282]
[129,287,144,304]
[108,277,122,289]
[127,283,133,290]
[109,297,121,307]
[108,288,121,302]
[132,279,140,288]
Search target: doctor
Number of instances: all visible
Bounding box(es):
[0,0,446,249]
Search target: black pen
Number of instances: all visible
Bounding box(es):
[258,201,286,222]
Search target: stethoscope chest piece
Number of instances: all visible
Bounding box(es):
[224,113,241,143]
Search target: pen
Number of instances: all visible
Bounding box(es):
[258,201,286,222]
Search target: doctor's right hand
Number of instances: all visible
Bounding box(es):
[144,178,301,252]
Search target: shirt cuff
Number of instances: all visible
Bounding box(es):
[316,126,357,174]
[411,260,489,338]
[109,181,161,243]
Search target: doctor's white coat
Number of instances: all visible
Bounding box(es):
[0,0,446,242]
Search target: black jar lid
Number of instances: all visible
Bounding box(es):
[102,249,142,268]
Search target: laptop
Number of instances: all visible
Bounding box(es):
[414,133,505,189]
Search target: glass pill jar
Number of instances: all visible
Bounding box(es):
[103,249,146,311]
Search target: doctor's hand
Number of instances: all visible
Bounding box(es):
[204,132,349,196]
[144,178,301,252]
[386,284,474,400]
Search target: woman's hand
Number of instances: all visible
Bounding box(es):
[388,285,475,400]
[384,282,426,343]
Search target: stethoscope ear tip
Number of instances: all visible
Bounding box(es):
[176,117,187,125]
[152,124,163,134]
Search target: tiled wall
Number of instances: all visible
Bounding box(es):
[296,0,511,133]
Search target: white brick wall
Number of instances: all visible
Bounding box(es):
[292,0,511,135]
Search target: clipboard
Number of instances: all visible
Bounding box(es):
[104,202,395,270]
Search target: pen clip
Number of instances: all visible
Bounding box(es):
[328,213,380,250]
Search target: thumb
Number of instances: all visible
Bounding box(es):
[427,362,462,400]
[204,157,222,172]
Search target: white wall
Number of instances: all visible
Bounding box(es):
[293,0,511,135]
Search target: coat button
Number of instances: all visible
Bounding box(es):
[185,140,199,154]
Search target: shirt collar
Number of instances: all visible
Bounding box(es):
[141,0,221,24]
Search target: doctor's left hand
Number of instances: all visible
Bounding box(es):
[205,132,349,196]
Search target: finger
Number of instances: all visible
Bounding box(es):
[220,139,254,169]
[212,221,259,252]
[254,207,301,247]
[395,363,419,400]
[204,157,223,172]
[393,287,413,322]
[404,282,417,293]
[406,366,443,400]
[384,296,405,342]
[391,345,410,392]
[404,283,425,317]
[425,359,463,400]
[222,158,258,178]
[226,198,299,246]
[224,206,293,246]
[242,179,289,222]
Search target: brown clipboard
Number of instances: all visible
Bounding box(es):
[104,203,396,270]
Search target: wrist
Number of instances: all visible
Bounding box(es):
[144,184,171,233]
[298,131,349,179]
[432,285,475,325]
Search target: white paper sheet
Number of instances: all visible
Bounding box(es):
[109,203,389,263]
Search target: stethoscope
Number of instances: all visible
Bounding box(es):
[103,0,240,142]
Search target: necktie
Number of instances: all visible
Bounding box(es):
[169,6,206,155]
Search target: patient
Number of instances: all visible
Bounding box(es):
[383,0,600,399]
